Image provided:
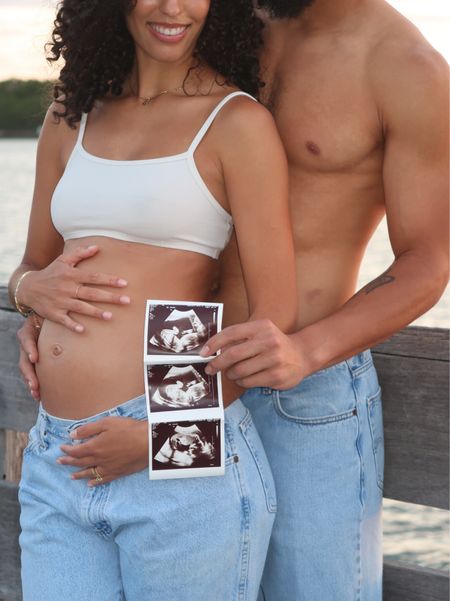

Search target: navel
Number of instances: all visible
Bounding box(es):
[51,344,64,357]
[306,141,321,156]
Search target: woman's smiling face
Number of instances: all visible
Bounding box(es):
[126,0,211,63]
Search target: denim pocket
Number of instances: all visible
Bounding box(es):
[367,388,384,490]
[239,410,277,513]
[274,389,357,425]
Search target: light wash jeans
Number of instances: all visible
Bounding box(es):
[242,350,384,601]
[19,396,276,601]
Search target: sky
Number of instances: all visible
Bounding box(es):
[0,0,448,80]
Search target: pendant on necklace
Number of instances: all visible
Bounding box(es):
[140,90,169,106]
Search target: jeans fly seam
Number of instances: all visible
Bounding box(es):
[350,371,366,511]
[225,418,251,600]
[351,368,363,601]
[366,390,384,491]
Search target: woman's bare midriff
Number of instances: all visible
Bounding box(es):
[37,237,241,419]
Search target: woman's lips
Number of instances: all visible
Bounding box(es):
[148,23,190,43]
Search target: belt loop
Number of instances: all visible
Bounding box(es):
[37,411,48,445]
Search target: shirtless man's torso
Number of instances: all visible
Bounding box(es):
[206,1,448,599]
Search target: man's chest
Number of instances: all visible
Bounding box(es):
[261,38,383,173]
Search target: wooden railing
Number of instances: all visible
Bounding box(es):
[0,286,448,601]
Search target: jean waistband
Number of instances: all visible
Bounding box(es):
[224,397,248,425]
[37,394,248,440]
[38,393,148,439]
[292,349,374,386]
[344,349,373,375]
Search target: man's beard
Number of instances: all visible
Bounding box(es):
[258,0,316,19]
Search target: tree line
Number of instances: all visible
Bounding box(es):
[0,79,52,135]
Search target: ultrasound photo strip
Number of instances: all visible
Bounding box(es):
[149,418,225,480]
[144,300,223,363]
[143,300,225,479]
[145,363,222,414]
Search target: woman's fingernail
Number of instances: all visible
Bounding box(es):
[118,279,128,286]
[119,296,131,304]
[69,429,77,439]
[102,311,113,320]
[75,324,84,333]
[87,245,97,251]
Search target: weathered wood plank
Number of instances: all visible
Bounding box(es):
[383,560,449,601]
[1,302,449,506]
[0,309,38,433]
[0,482,22,601]
[5,432,28,484]
[0,428,6,478]
[373,352,449,510]
[373,327,449,362]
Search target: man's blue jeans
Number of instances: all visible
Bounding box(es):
[242,350,384,601]
[19,395,276,601]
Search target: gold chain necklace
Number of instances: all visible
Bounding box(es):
[132,84,185,106]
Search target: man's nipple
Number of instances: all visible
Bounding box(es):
[306,141,321,156]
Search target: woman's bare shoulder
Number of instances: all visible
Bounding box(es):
[212,88,280,154]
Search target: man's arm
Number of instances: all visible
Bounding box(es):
[203,43,449,388]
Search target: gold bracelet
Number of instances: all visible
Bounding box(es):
[13,271,34,317]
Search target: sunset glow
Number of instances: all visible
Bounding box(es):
[0,0,448,81]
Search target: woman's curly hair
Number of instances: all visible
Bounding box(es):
[47,0,264,127]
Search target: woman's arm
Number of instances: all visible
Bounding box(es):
[218,97,297,331]
[9,104,67,302]
[9,105,130,333]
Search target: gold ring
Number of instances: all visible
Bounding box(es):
[91,466,103,482]
[75,284,82,299]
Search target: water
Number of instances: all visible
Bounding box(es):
[0,138,448,571]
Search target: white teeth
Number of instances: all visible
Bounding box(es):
[151,24,187,36]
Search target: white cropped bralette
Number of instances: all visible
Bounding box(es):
[51,91,256,259]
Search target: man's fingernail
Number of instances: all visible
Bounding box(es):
[102,311,113,320]
[201,346,210,357]
[119,296,131,304]
[75,324,84,333]
[118,279,128,286]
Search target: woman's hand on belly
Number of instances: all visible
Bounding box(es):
[57,416,148,486]
[19,244,130,333]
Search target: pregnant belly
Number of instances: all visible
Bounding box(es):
[36,304,148,419]
[36,237,218,419]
